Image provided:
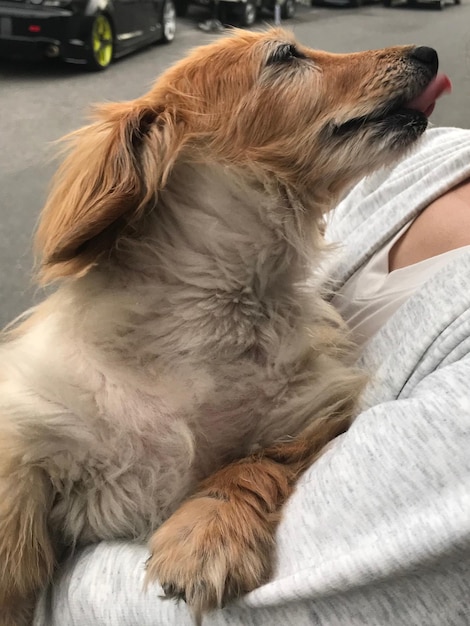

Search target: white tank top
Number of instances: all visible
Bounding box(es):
[331,222,470,349]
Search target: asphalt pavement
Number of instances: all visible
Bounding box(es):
[1,1,470,327]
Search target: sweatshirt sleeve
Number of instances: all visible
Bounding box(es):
[35,357,470,626]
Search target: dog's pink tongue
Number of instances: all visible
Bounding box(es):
[406,74,452,117]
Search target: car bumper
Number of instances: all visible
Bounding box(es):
[0,5,90,62]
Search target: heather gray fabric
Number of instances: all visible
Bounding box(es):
[34,127,470,626]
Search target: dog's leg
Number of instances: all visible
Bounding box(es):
[146,414,350,621]
[0,437,55,626]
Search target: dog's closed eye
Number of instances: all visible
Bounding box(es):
[266,43,307,66]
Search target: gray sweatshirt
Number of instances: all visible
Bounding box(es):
[35,127,470,626]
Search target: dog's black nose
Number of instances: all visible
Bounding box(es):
[410,46,439,73]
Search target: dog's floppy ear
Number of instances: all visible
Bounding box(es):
[35,100,184,283]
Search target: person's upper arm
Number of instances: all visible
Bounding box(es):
[245,355,470,608]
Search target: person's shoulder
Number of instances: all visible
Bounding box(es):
[423,125,470,145]
[327,126,470,243]
[365,126,470,190]
[416,126,470,160]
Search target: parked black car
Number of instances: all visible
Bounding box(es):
[175,0,295,27]
[314,0,380,7]
[383,0,459,7]
[0,0,176,70]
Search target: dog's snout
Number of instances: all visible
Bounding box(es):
[409,46,438,73]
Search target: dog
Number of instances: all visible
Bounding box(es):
[0,28,444,626]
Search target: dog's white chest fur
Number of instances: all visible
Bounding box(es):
[1,301,315,544]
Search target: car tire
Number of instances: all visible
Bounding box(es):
[350,0,362,6]
[239,0,257,26]
[161,0,176,42]
[281,0,296,18]
[382,0,392,5]
[85,13,114,71]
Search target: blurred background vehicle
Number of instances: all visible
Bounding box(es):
[313,0,380,7]
[382,0,459,8]
[175,0,295,26]
[0,0,176,70]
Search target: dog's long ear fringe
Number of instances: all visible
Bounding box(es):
[35,101,184,284]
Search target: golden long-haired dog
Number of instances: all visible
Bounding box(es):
[0,28,444,626]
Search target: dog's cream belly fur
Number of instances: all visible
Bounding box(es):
[0,316,309,545]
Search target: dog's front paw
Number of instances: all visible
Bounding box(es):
[145,494,275,618]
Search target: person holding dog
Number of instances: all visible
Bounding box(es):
[32,124,470,626]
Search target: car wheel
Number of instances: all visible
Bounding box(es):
[281,0,296,18]
[161,0,176,42]
[350,0,362,6]
[382,0,392,5]
[239,0,257,26]
[86,13,114,71]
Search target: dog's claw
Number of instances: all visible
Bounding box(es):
[161,582,187,602]
[145,495,273,620]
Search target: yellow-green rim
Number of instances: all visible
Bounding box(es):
[92,15,113,67]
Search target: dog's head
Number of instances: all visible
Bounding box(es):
[36,28,449,282]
